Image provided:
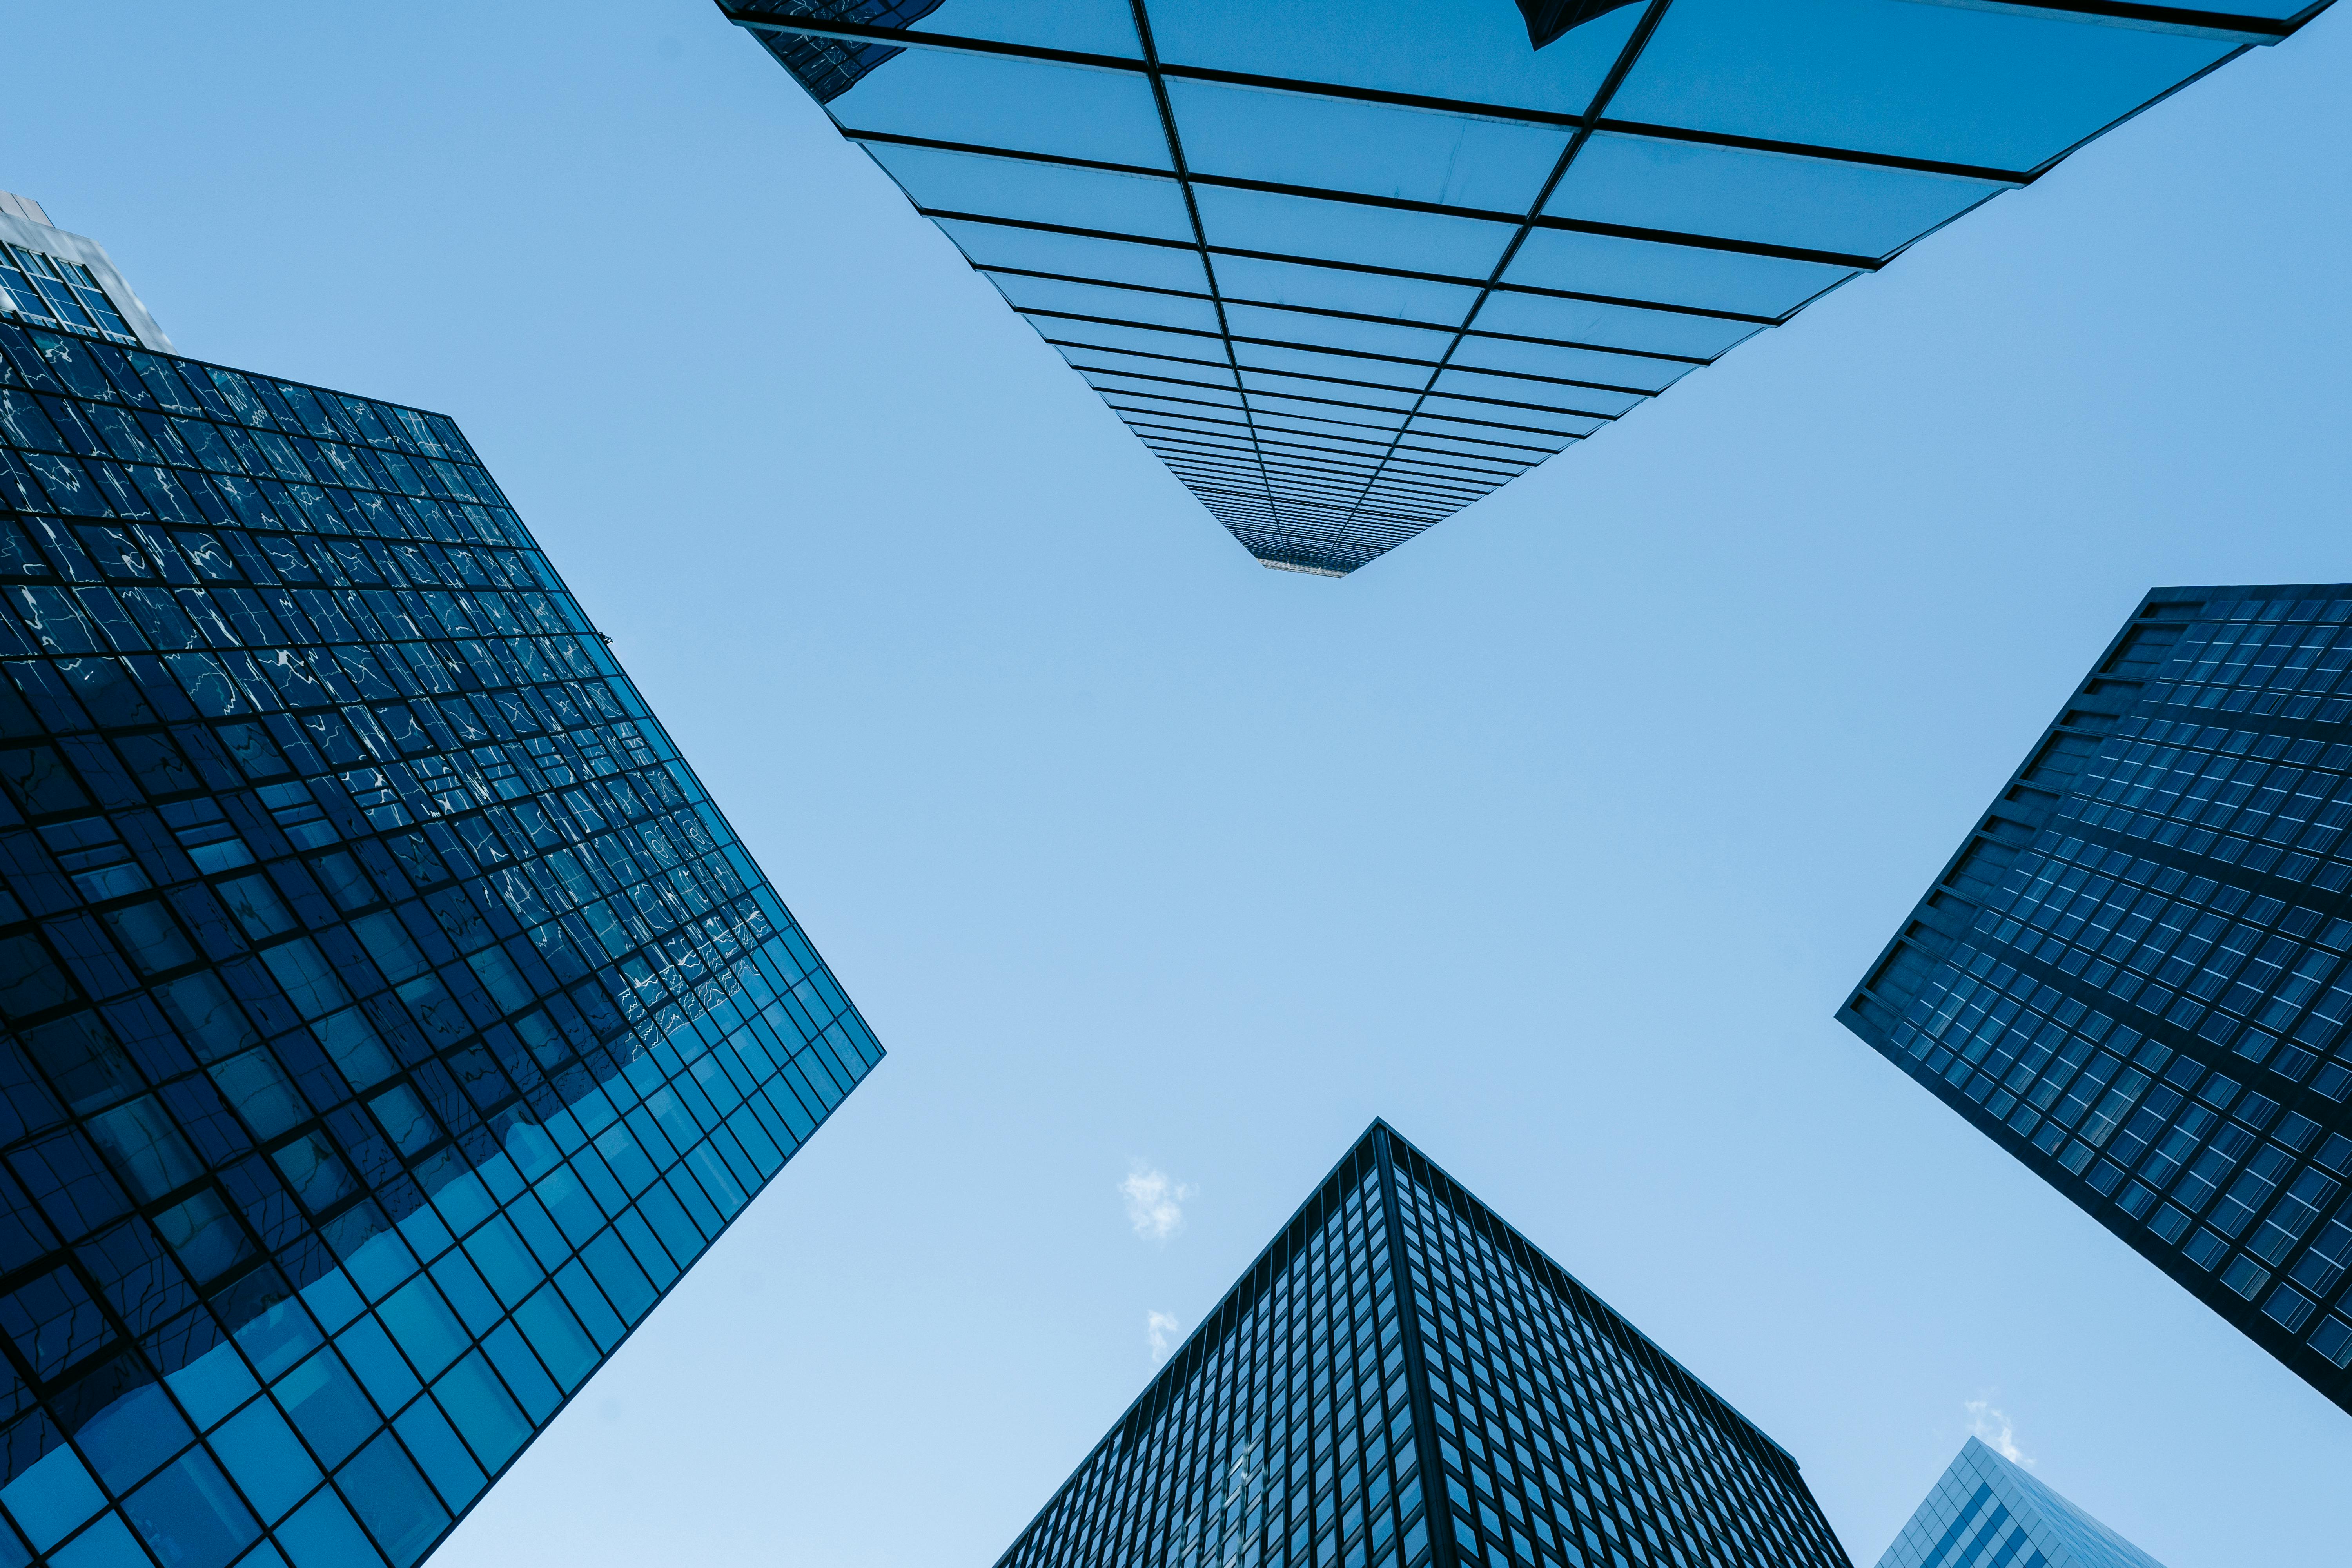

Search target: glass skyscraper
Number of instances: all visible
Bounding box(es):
[722,0,2338,576]
[0,200,883,1568]
[995,1121,1847,1568]
[1872,1438,2165,1568]
[1845,585,2352,1415]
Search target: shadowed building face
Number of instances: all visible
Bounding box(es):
[1847,586,2352,1417]
[0,201,884,1568]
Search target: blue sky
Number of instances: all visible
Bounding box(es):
[11,4,2352,1564]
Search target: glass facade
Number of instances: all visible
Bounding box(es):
[1844,585,2352,1415]
[1873,1438,2165,1568]
[0,318,883,1568]
[722,0,2337,577]
[995,1122,1846,1568]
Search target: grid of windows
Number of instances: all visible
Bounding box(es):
[1873,1438,2165,1568]
[0,251,135,349]
[0,319,882,1568]
[996,1123,1844,1568]
[723,0,2332,575]
[1846,586,2352,1417]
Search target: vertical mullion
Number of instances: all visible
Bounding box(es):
[1125,0,1299,557]
[1374,1123,1460,1568]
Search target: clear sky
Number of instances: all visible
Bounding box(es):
[10,4,2352,1565]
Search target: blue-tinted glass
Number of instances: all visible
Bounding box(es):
[1194,186,1513,278]
[1545,132,2002,258]
[73,1378,190,1491]
[1473,290,1762,359]
[1504,226,1854,317]
[123,1449,258,1568]
[0,309,885,1568]
[936,220,1209,292]
[1875,1439,2169,1568]
[987,1124,1847,1568]
[336,1434,445,1568]
[44,1514,144,1568]
[728,0,2324,573]
[273,1487,375,1568]
[864,143,1192,238]
[1148,0,1637,112]
[906,0,1141,55]
[1223,305,1452,363]
[209,1398,319,1524]
[1844,584,2352,1418]
[1,1441,103,1551]
[1238,343,1427,391]
[1211,255,1480,325]
[1448,335,1690,394]
[831,51,1171,168]
[1168,81,1568,213]
[1612,0,2234,171]
[991,276,1221,333]
[388,1400,484,1514]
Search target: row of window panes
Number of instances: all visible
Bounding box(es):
[1000,1169,1427,1568]
[1894,942,2352,1373]
[0,250,134,347]
[1398,1179,1840,1568]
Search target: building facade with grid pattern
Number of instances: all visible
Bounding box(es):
[0,226,882,1568]
[995,1122,1847,1568]
[722,0,2338,577]
[1873,1438,2165,1568]
[1844,585,2352,1416]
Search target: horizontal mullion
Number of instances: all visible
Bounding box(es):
[1230,353,1635,415]
[848,127,1174,184]
[1110,402,1392,445]
[1122,407,1404,455]
[1341,472,1494,504]
[1164,466,1381,506]
[942,209,1777,324]
[1132,423,1406,469]
[1186,171,1884,270]
[1075,366,1246,400]
[722,9,1145,71]
[900,138,1885,270]
[1159,452,1388,493]
[1950,0,2294,41]
[1226,291,1710,367]
[1246,390,1574,440]
[1350,472,1494,504]
[1046,338,1238,377]
[739,9,2065,173]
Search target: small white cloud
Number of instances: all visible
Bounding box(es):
[1147,1310,1183,1364]
[1122,1164,1195,1241]
[1965,1399,2032,1467]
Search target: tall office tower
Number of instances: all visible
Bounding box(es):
[995,1122,1848,1568]
[1873,1438,2165,1568]
[1845,586,2352,1415]
[721,0,2337,576]
[0,197,884,1568]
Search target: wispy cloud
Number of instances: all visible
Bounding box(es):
[1965,1399,2032,1467]
[1147,1311,1183,1364]
[1122,1164,1195,1241]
